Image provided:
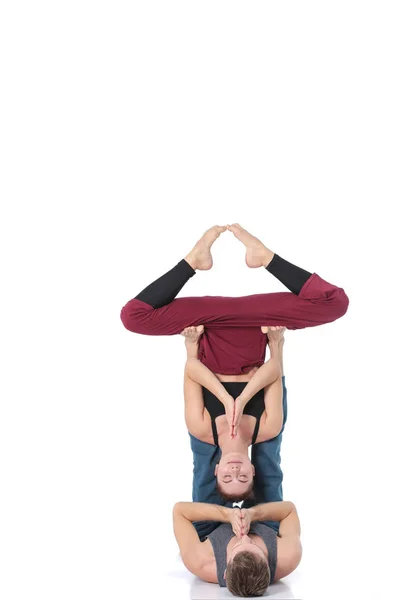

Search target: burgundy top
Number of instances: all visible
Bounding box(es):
[120,273,349,374]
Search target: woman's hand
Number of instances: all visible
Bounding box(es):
[266,326,286,345]
[223,395,236,439]
[232,397,245,438]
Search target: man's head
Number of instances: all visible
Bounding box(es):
[224,535,270,596]
[215,452,255,502]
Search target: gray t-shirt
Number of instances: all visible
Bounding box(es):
[207,522,277,587]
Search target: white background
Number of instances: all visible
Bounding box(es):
[1,2,396,599]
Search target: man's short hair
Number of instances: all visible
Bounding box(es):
[225,551,270,597]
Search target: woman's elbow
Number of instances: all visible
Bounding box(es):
[263,420,283,441]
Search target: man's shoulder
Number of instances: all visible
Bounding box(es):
[274,534,302,581]
[182,544,218,584]
[198,556,218,584]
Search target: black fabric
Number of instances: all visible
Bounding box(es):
[134,254,311,309]
[203,381,265,446]
[266,253,312,295]
[134,259,195,308]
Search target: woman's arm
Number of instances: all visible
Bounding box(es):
[232,333,283,437]
[248,328,285,441]
[183,332,208,437]
[184,349,236,437]
[185,357,233,407]
[255,375,283,442]
[183,327,226,438]
[235,356,280,408]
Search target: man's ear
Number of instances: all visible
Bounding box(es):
[215,464,219,476]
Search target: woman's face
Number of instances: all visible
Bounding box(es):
[215,452,255,498]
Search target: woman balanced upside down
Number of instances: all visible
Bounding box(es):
[120,224,349,596]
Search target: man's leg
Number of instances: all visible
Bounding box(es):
[248,376,288,533]
[189,434,234,541]
[189,377,288,539]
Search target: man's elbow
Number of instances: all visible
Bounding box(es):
[172,502,183,517]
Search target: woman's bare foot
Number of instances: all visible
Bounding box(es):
[228,223,274,268]
[181,325,205,345]
[185,226,227,271]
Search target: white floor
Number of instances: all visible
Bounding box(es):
[163,555,304,599]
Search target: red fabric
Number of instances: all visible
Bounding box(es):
[120,273,349,375]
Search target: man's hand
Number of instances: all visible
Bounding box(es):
[223,507,253,537]
[240,508,253,535]
[226,508,245,537]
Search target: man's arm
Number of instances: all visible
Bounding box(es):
[247,501,302,580]
[247,500,295,523]
[172,503,231,577]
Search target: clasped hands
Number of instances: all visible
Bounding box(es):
[225,507,253,537]
[224,395,245,439]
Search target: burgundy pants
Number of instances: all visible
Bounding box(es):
[120,256,349,374]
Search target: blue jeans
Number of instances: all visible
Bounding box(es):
[190,376,288,540]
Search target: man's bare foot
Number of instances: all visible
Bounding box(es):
[185,226,227,271]
[181,325,205,345]
[228,223,274,268]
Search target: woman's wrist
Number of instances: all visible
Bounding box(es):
[235,394,249,408]
[219,392,234,407]
[185,341,199,359]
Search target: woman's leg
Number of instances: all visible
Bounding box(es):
[121,227,348,335]
[133,225,226,308]
[228,223,313,295]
